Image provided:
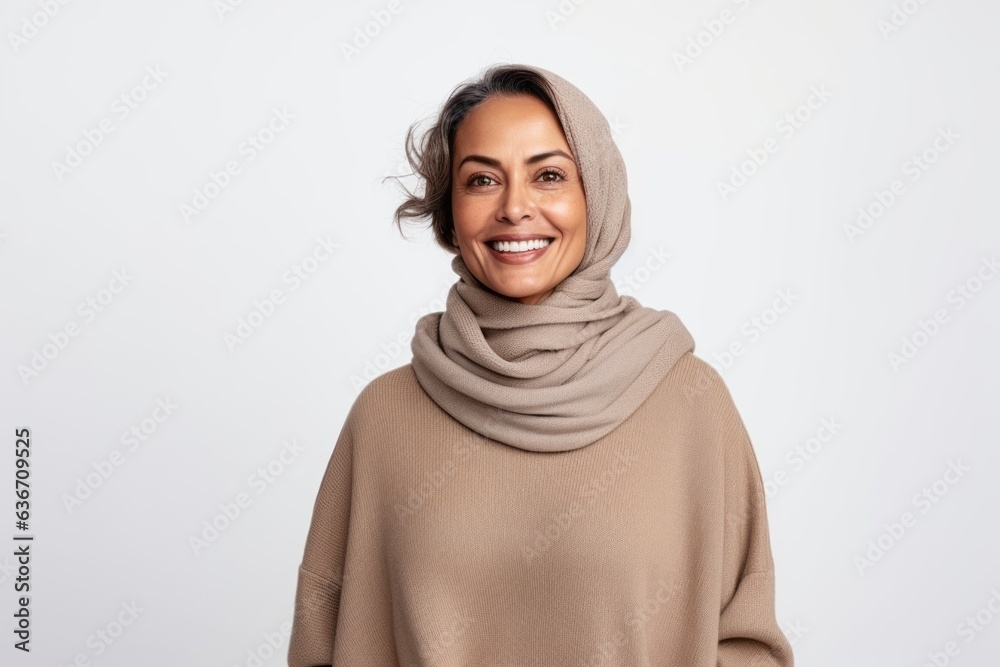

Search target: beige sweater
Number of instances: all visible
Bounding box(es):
[288,352,794,666]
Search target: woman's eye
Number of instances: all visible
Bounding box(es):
[468,175,495,187]
[467,170,565,188]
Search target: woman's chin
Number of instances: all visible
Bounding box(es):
[488,283,554,305]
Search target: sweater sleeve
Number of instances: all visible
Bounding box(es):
[287,413,355,667]
[717,396,794,667]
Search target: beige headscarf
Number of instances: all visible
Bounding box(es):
[410,64,695,453]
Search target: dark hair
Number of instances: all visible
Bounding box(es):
[383,64,560,255]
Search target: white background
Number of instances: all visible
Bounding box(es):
[2,0,999,665]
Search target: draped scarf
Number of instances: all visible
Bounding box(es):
[409,64,695,453]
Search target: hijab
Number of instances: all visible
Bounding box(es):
[409,64,695,453]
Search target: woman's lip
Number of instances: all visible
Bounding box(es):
[485,236,555,242]
[484,239,553,265]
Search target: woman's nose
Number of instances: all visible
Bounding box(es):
[498,177,535,223]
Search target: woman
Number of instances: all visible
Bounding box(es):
[288,64,794,666]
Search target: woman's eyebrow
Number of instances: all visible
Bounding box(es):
[457,149,575,170]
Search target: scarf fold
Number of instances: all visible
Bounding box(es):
[410,64,695,453]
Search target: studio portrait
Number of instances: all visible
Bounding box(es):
[1,1,997,666]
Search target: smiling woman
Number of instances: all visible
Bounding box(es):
[287,63,794,666]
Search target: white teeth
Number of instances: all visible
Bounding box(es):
[489,238,552,253]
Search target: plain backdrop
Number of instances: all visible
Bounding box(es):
[1,0,999,665]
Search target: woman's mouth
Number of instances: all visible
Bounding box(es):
[485,238,553,264]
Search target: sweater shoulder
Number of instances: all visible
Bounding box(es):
[661,351,747,438]
[347,363,427,429]
[665,351,735,409]
[355,362,421,402]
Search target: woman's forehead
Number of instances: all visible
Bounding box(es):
[453,97,573,159]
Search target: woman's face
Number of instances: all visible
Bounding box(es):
[450,94,587,306]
